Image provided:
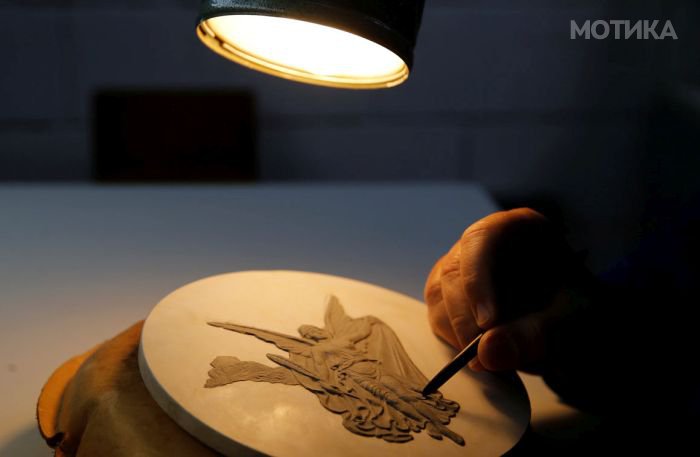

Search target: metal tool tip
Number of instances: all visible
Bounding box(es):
[421,382,437,397]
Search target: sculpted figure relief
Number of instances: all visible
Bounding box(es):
[205,295,464,445]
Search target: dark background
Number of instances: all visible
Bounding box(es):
[1,0,698,272]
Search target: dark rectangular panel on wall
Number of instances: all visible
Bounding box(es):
[93,90,256,181]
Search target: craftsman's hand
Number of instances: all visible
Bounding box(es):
[425,208,583,373]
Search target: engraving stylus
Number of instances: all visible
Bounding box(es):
[422,332,483,396]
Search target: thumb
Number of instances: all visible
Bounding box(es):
[476,311,552,372]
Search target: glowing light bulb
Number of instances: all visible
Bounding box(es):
[197,15,409,89]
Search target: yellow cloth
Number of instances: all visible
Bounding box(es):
[37,322,220,457]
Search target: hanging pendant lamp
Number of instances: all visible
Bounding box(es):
[196,0,425,89]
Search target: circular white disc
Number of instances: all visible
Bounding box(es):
[139,271,530,456]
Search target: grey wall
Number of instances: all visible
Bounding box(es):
[1,0,698,270]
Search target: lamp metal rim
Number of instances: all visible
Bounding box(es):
[197,19,408,89]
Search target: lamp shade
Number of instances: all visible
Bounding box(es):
[196,0,425,89]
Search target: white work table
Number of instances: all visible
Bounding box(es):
[0,184,594,455]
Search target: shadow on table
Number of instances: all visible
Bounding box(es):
[0,425,52,457]
[506,411,604,456]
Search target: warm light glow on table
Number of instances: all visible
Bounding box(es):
[197,15,409,89]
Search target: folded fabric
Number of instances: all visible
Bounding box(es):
[37,321,220,457]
